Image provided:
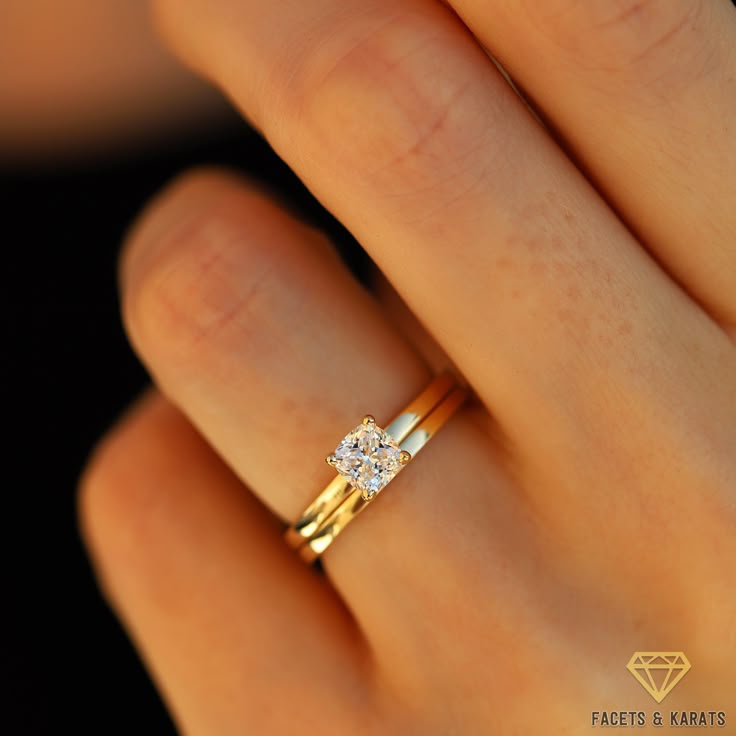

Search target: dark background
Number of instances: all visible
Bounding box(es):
[2,117,366,734]
[8,4,736,730]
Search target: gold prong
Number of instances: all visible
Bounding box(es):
[325,454,337,466]
[399,450,411,465]
[362,414,376,426]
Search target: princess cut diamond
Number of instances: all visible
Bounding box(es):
[329,417,404,500]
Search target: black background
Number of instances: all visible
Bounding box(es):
[2,117,365,734]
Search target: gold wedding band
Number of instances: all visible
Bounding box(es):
[284,373,467,562]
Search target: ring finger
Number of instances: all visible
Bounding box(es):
[120,168,547,677]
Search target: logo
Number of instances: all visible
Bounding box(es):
[626,652,691,703]
[592,653,726,728]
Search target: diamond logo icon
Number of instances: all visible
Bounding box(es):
[626,652,691,703]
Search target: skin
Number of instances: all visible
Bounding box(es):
[79,0,736,733]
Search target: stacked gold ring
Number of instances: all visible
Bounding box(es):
[284,373,467,563]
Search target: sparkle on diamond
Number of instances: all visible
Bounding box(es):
[332,422,402,498]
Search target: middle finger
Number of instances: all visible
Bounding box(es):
[155,0,734,513]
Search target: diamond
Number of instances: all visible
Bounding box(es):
[330,419,403,500]
[626,652,691,703]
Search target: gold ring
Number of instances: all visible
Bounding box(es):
[284,373,467,563]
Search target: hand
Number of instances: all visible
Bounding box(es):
[80,1,736,732]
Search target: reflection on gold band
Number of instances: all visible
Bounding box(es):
[284,374,466,562]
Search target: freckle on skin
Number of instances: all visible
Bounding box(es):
[598,331,614,348]
[524,235,543,251]
[566,284,581,301]
[548,234,564,251]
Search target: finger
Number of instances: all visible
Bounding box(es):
[119,169,555,693]
[79,392,374,735]
[151,1,735,513]
[442,0,736,327]
[371,266,456,376]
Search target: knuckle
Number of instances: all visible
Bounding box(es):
[597,0,702,70]
[78,427,120,552]
[77,395,193,606]
[123,197,278,376]
[528,0,705,77]
[276,10,493,218]
[78,395,161,567]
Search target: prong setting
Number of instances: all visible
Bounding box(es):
[330,419,403,497]
[399,450,411,465]
[325,454,337,466]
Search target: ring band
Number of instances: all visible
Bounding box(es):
[284,373,467,562]
[284,373,455,548]
[296,386,466,563]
